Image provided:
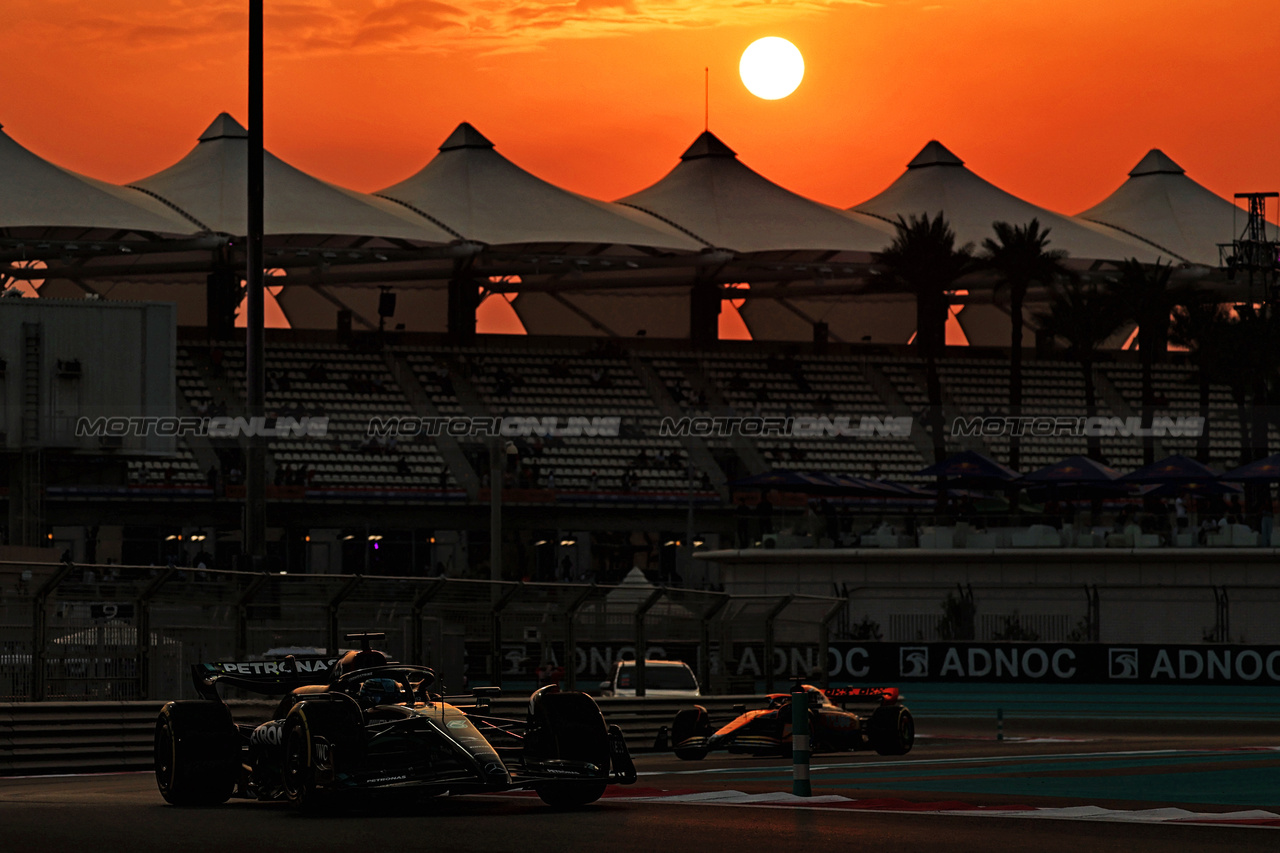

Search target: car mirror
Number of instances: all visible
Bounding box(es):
[733,704,747,715]
[472,686,501,698]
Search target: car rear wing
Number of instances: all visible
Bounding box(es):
[191,657,337,700]
[826,686,901,708]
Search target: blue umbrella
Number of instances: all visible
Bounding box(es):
[1118,454,1219,484]
[1022,455,1128,501]
[1140,480,1241,498]
[728,470,888,497]
[1222,453,1280,482]
[915,450,1021,489]
[1022,455,1121,483]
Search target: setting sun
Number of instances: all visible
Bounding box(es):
[739,37,805,100]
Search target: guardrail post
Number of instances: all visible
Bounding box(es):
[791,681,811,797]
[136,565,177,700]
[699,594,730,695]
[490,582,524,688]
[327,574,364,654]
[1213,586,1230,642]
[633,587,666,697]
[411,577,447,664]
[235,572,271,660]
[817,595,848,692]
[31,559,76,701]
[1085,584,1100,642]
[763,595,794,695]
[562,582,597,691]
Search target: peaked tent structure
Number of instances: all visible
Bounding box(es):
[617,131,901,343]
[378,122,701,252]
[620,131,894,253]
[851,140,1166,347]
[1076,149,1278,267]
[377,122,707,339]
[0,121,195,237]
[853,140,1160,262]
[128,113,459,331]
[132,113,453,244]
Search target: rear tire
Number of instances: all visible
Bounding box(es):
[671,707,710,761]
[526,690,609,807]
[868,705,914,756]
[154,701,239,806]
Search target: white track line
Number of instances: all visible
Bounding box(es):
[639,746,1280,776]
[611,790,1280,829]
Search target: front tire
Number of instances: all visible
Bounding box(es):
[868,705,914,756]
[281,719,324,813]
[154,701,239,806]
[671,707,710,761]
[282,700,361,813]
[526,690,609,807]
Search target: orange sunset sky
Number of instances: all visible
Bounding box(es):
[6,1,1280,335]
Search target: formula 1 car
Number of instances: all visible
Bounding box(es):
[669,684,913,759]
[154,633,636,810]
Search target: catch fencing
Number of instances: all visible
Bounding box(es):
[0,561,846,702]
[5,559,1280,703]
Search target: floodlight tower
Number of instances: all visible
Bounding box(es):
[1219,192,1280,301]
[1219,192,1280,480]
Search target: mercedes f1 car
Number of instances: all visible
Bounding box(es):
[670,684,914,759]
[154,633,636,810]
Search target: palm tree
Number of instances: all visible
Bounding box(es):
[1110,259,1179,465]
[1170,299,1241,464]
[1225,303,1280,465]
[979,219,1070,470]
[1035,277,1126,462]
[876,213,975,462]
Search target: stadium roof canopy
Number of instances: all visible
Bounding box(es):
[619,131,895,254]
[852,141,1163,264]
[1077,149,1278,266]
[0,121,195,238]
[377,122,702,253]
[131,113,453,245]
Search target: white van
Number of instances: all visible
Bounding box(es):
[599,659,701,698]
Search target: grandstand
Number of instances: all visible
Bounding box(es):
[3,113,1280,583]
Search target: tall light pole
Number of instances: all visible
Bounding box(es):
[244,0,267,568]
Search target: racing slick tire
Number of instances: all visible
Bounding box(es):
[282,699,361,813]
[868,705,914,756]
[671,707,711,761]
[526,690,610,808]
[154,701,240,806]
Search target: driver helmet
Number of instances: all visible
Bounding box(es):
[358,677,400,708]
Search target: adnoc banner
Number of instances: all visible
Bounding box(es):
[822,643,1280,686]
[465,641,1280,686]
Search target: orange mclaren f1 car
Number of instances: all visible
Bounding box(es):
[669,684,914,759]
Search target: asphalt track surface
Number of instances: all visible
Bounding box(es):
[4,725,1280,853]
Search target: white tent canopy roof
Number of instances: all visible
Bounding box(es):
[1076,149,1276,266]
[130,113,453,243]
[0,121,195,235]
[377,122,700,251]
[853,140,1163,262]
[619,131,896,253]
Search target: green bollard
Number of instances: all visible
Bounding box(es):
[792,683,811,797]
